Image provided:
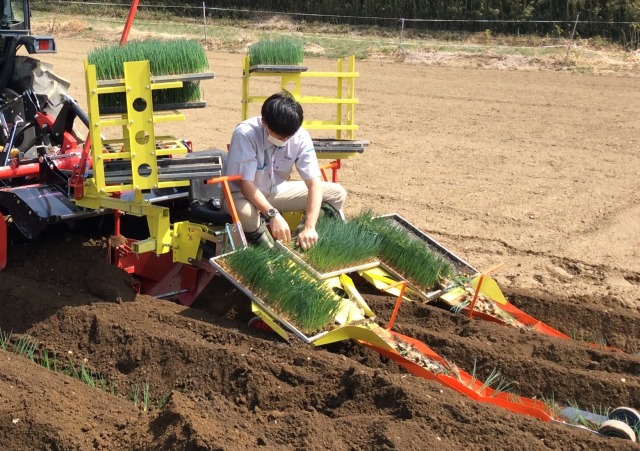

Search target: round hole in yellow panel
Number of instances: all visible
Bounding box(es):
[132,97,147,112]
[137,163,152,178]
[135,130,150,145]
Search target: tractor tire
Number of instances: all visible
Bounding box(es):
[3,56,76,158]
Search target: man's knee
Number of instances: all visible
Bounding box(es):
[322,182,347,211]
[223,197,261,233]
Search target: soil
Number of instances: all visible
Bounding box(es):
[1,34,640,451]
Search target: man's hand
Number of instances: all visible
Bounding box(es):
[296,227,319,251]
[269,214,292,243]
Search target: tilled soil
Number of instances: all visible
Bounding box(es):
[0,34,639,450]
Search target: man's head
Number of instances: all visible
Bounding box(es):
[261,91,304,144]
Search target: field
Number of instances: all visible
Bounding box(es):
[1,28,640,450]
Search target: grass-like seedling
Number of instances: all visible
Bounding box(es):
[222,245,340,334]
[540,392,560,419]
[352,210,453,291]
[297,216,383,272]
[157,391,172,409]
[88,38,209,109]
[0,329,11,350]
[40,349,57,371]
[131,382,140,409]
[477,367,515,397]
[80,364,96,388]
[249,37,304,66]
[14,334,37,361]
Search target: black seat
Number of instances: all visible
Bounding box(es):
[187,149,232,226]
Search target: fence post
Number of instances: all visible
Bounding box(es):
[202,2,207,48]
[399,18,405,51]
[564,13,580,65]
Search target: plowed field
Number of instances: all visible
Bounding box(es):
[1,36,639,450]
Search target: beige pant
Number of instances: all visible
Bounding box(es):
[223,181,347,234]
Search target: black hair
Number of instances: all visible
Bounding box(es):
[261,91,304,138]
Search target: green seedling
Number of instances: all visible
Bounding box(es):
[157,391,172,409]
[223,246,340,334]
[249,37,304,65]
[143,381,151,412]
[130,383,140,409]
[0,329,12,350]
[14,335,37,361]
[451,299,471,314]
[88,38,209,108]
[352,210,453,291]
[40,349,51,370]
[298,216,382,272]
[540,393,560,418]
[80,364,96,388]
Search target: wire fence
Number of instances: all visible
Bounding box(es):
[39,0,640,49]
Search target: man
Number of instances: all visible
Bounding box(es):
[222,91,346,250]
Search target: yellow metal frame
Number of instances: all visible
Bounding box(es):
[242,55,359,140]
[76,59,208,262]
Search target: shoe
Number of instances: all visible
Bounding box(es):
[248,316,273,332]
[319,201,343,220]
[245,224,275,248]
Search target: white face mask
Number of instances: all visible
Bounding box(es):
[267,134,287,148]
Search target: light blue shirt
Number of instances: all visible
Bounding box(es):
[223,116,320,196]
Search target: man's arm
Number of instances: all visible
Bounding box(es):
[240,180,292,242]
[295,176,322,250]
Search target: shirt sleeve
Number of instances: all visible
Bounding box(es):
[226,127,258,183]
[294,130,321,180]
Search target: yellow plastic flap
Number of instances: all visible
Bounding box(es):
[471,275,507,305]
[251,302,289,341]
[323,276,365,325]
[440,286,466,303]
[359,267,415,300]
[312,324,396,350]
[339,273,375,317]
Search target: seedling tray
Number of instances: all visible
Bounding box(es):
[275,240,380,280]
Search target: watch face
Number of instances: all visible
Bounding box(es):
[268,208,277,218]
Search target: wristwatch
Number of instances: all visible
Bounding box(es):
[266,208,279,219]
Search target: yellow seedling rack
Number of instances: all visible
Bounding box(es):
[242,54,359,141]
[76,59,219,261]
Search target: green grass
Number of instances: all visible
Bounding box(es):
[249,36,304,65]
[222,245,341,334]
[87,38,209,108]
[30,8,639,75]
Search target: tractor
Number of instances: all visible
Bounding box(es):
[0,0,78,159]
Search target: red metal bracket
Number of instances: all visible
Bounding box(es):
[0,212,6,270]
